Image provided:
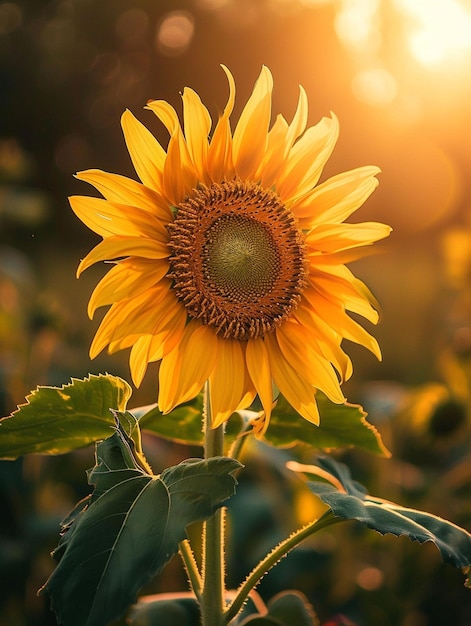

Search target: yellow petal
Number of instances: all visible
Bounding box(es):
[121,110,165,191]
[315,297,382,360]
[209,338,246,428]
[284,85,308,154]
[182,87,211,182]
[306,272,379,324]
[74,169,172,221]
[207,65,235,182]
[264,333,321,425]
[146,99,197,204]
[145,99,180,133]
[87,258,169,318]
[147,304,187,360]
[70,196,168,239]
[276,321,345,404]
[291,299,352,381]
[310,261,375,296]
[232,65,273,179]
[77,236,169,276]
[129,335,153,387]
[245,337,274,426]
[127,300,187,386]
[158,323,218,413]
[256,84,309,188]
[292,166,380,225]
[220,64,236,117]
[276,114,339,203]
[108,288,185,354]
[256,114,289,188]
[318,335,353,382]
[306,247,382,265]
[89,285,169,355]
[306,222,392,253]
[163,131,198,205]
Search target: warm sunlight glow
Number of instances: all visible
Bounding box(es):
[394,0,471,67]
[352,67,397,105]
[335,0,381,51]
[155,11,195,56]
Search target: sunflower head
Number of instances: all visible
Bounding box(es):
[167,178,307,341]
[71,65,391,435]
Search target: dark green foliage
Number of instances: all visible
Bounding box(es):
[297,456,471,586]
[39,417,241,626]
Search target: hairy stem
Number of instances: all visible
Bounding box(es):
[179,539,202,600]
[201,381,225,626]
[223,510,342,624]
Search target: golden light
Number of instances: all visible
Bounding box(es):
[394,0,471,68]
[356,566,384,591]
[155,11,195,56]
[330,0,471,119]
[351,67,398,105]
[334,0,381,51]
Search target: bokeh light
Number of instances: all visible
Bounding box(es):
[394,0,471,68]
[335,0,381,51]
[155,11,195,56]
[351,67,397,105]
[356,566,384,591]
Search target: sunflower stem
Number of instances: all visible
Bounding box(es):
[201,381,226,626]
[227,426,251,462]
[222,510,342,624]
[179,539,203,600]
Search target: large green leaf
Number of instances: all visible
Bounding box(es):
[292,456,471,585]
[136,397,244,449]
[0,374,131,459]
[135,397,204,445]
[136,392,387,457]
[40,418,242,626]
[263,394,389,456]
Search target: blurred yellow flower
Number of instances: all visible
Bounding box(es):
[71,66,391,433]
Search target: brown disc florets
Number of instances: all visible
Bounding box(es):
[167,179,307,340]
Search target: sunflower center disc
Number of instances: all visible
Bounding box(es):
[168,179,306,340]
[204,214,279,301]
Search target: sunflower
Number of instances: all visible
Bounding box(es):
[71,66,391,434]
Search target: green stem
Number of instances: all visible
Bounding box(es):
[223,510,342,624]
[179,539,203,600]
[201,381,225,626]
[227,423,252,463]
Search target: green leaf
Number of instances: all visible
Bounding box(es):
[240,591,319,626]
[0,374,132,459]
[263,394,389,456]
[112,410,153,474]
[135,397,204,445]
[40,419,242,626]
[292,456,471,586]
[135,396,243,449]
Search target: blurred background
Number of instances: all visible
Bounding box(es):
[1,0,471,624]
